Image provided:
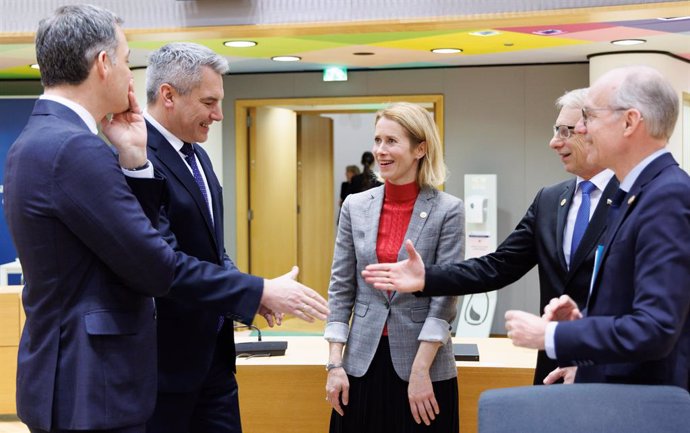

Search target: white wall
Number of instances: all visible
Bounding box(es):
[222,63,589,334]
[321,113,376,224]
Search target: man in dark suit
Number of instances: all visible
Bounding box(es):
[143,43,328,433]
[505,66,690,389]
[3,5,177,433]
[363,88,617,384]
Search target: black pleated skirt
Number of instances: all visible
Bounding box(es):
[329,337,459,433]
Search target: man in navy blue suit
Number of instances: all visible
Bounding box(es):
[142,42,329,433]
[3,5,177,433]
[505,65,690,389]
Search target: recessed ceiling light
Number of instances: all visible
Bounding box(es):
[431,48,462,54]
[30,64,39,70]
[656,16,690,21]
[271,55,301,62]
[353,52,375,56]
[469,30,500,37]
[611,39,646,46]
[223,40,257,48]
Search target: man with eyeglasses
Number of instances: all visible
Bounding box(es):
[505,65,690,390]
[362,88,618,385]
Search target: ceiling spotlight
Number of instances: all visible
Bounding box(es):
[431,48,462,54]
[30,64,39,70]
[611,39,646,46]
[271,55,301,62]
[223,40,257,48]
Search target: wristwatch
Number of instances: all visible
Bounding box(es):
[325,362,343,372]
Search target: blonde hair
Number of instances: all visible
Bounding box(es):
[375,102,447,188]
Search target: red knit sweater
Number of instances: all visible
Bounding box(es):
[377,180,420,335]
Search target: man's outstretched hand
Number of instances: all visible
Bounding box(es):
[261,266,329,322]
[362,239,425,293]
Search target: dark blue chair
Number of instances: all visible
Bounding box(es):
[478,384,690,433]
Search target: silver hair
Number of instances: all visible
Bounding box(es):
[608,66,678,140]
[146,42,229,104]
[35,4,123,87]
[555,88,588,110]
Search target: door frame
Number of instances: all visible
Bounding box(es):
[234,94,444,271]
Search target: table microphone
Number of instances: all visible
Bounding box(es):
[235,323,288,357]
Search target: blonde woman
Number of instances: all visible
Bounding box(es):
[325,102,463,432]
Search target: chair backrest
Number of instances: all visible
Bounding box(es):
[478,384,690,433]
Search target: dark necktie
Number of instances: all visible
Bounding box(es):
[570,180,596,259]
[181,143,224,332]
[181,142,212,221]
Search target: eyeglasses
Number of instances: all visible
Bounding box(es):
[581,107,628,126]
[553,125,575,140]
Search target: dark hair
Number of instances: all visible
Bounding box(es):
[354,151,380,192]
[36,4,123,87]
[361,151,375,168]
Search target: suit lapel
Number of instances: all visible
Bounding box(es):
[588,153,677,302]
[194,148,224,253]
[362,187,388,302]
[146,122,218,249]
[400,187,435,257]
[363,187,384,267]
[555,180,574,271]
[390,188,435,302]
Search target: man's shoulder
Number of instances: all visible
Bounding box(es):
[526,178,574,206]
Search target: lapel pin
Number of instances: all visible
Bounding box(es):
[606,198,613,205]
[627,195,636,205]
[420,211,428,219]
[560,198,566,206]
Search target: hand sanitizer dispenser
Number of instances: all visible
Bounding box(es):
[452,174,498,338]
[465,195,486,224]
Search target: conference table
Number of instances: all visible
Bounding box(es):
[0,285,536,432]
[235,335,536,433]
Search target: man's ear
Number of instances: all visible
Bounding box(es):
[160,83,175,107]
[94,50,108,79]
[622,108,643,137]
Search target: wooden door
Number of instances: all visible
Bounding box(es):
[248,107,297,279]
[297,115,334,300]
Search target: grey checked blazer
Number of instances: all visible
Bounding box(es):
[324,185,464,382]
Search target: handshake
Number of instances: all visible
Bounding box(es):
[257,266,330,327]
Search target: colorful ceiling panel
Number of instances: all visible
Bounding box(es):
[0,9,688,79]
